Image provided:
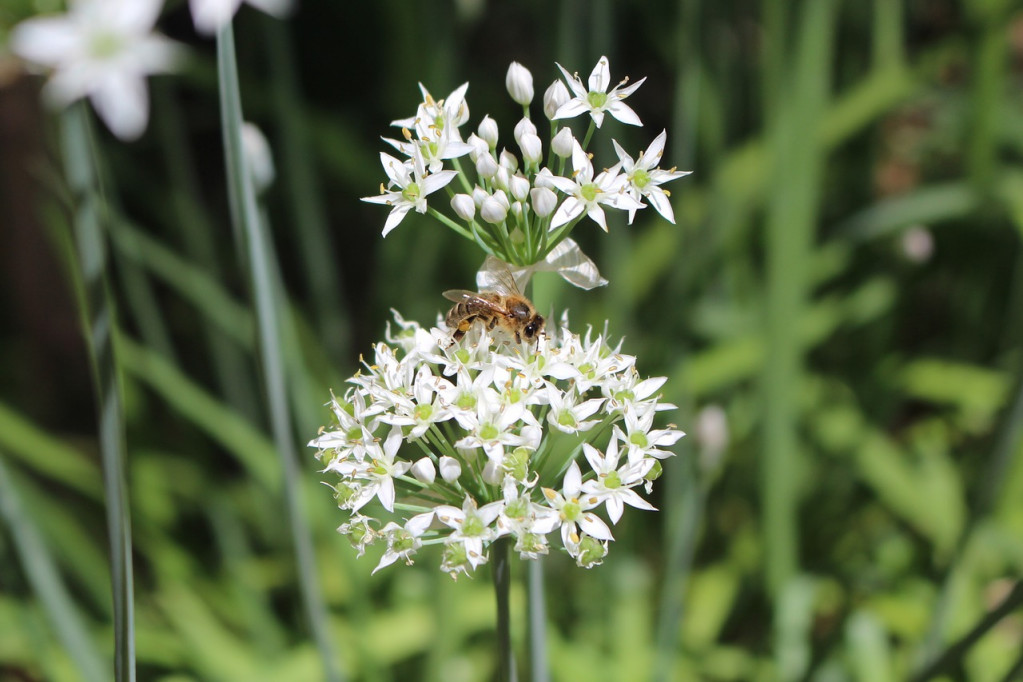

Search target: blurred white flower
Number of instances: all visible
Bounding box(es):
[189,0,293,36]
[10,0,183,141]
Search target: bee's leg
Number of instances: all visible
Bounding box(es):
[488,318,499,330]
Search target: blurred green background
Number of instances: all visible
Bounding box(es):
[2,0,1023,680]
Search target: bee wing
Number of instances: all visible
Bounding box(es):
[477,255,523,296]
[442,290,512,315]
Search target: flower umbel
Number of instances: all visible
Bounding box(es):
[310,312,682,577]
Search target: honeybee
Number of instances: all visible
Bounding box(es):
[443,257,545,345]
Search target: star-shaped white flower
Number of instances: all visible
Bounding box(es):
[10,0,183,141]
[326,425,411,512]
[580,439,656,524]
[553,56,646,128]
[547,141,644,231]
[372,512,434,574]
[434,496,505,571]
[361,149,457,236]
[542,461,614,549]
[612,130,692,224]
[189,0,292,35]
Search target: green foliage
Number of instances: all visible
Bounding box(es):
[2,0,1023,680]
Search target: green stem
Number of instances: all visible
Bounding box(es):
[526,559,549,682]
[216,24,342,682]
[428,206,477,243]
[492,537,517,682]
[61,103,136,682]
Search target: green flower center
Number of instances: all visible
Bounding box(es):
[392,530,416,553]
[631,168,651,189]
[455,349,471,364]
[562,499,581,522]
[613,389,635,403]
[462,512,484,536]
[505,387,523,404]
[645,460,663,481]
[505,497,529,520]
[456,392,477,410]
[517,533,544,553]
[346,426,363,442]
[505,447,530,481]
[401,182,421,203]
[604,471,622,489]
[89,31,123,59]
[587,91,608,109]
[414,403,434,421]
[479,423,499,441]
[557,411,577,428]
[630,431,649,449]
[580,182,600,203]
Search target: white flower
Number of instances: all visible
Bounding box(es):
[393,82,471,142]
[189,0,292,35]
[477,115,499,149]
[617,405,685,463]
[435,496,505,571]
[519,133,543,166]
[378,366,453,439]
[554,56,646,128]
[410,457,437,484]
[548,140,644,231]
[551,127,574,158]
[580,439,657,524]
[373,512,434,574]
[10,0,183,141]
[326,425,411,512]
[545,386,604,434]
[612,130,692,224]
[506,62,534,106]
[530,187,557,218]
[439,456,462,482]
[480,194,509,224]
[542,461,614,549]
[361,150,457,236]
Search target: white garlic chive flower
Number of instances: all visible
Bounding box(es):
[554,56,646,129]
[361,148,457,236]
[10,0,183,141]
[310,312,682,577]
[506,62,534,106]
[612,130,693,224]
[189,0,292,35]
[548,140,645,232]
[364,60,690,276]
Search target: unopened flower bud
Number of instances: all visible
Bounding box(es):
[509,174,530,201]
[519,132,542,165]
[472,185,489,207]
[242,122,275,194]
[695,404,727,473]
[544,80,571,120]
[499,149,518,173]
[476,152,498,180]
[439,456,461,482]
[533,167,556,189]
[510,203,524,223]
[466,133,488,162]
[514,117,537,144]
[411,457,437,484]
[494,166,510,192]
[901,225,934,263]
[530,186,557,217]
[451,193,475,221]
[478,115,499,149]
[552,127,574,158]
[481,195,509,224]
[506,62,534,106]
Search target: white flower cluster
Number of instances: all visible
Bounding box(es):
[308,313,683,577]
[362,57,692,277]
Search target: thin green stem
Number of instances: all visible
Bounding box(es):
[428,206,477,243]
[216,24,342,682]
[61,103,136,682]
[491,537,517,682]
